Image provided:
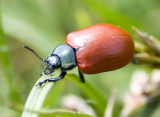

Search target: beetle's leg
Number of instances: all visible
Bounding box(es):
[132,59,139,65]
[73,47,79,52]
[40,68,47,76]
[78,70,85,83]
[41,67,55,76]
[36,72,66,86]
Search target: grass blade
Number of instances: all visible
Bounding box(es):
[22,75,54,117]
[31,109,93,117]
[66,73,107,117]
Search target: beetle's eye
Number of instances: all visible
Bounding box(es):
[47,55,61,69]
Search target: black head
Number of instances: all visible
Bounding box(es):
[23,45,61,75]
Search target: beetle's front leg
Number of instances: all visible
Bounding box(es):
[36,72,66,86]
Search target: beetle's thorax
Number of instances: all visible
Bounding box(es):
[51,44,77,72]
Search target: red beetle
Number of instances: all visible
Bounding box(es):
[24,23,134,86]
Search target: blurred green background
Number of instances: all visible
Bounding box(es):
[1,0,160,116]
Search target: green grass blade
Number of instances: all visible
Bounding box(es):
[43,80,65,108]
[34,109,93,117]
[22,75,94,117]
[22,75,54,117]
[66,73,107,117]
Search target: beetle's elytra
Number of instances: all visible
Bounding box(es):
[24,23,134,86]
[66,24,134,74]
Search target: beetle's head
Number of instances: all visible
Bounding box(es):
[43,55,61,74]
[23,45,61,75]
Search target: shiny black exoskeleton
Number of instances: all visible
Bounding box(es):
[23,44,84,86]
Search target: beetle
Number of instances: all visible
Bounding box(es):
[23,23,134,86]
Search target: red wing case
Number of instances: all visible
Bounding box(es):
[65,24,134,74]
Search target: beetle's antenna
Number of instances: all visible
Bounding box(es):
[23,45,46,62]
